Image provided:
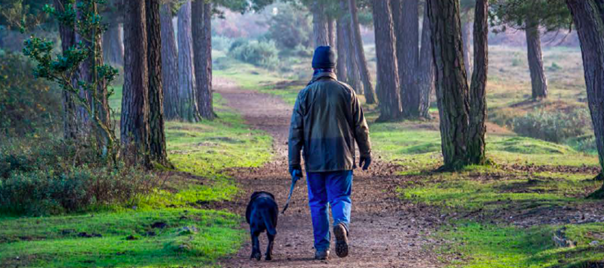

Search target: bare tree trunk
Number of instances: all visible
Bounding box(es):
[121,0,150,166]
[372,0,402,121]
[394,0,420,118]
[146,0,167,165]
[312,0,329,47]
[54,0,79,140]
[566,0,604,190]
[102,23,124,66]
[462,19,473,79]
[75,0,93,133]
[160,3,179,121]
[349,0,376,104]
[336,20,348,81]
[177,1,200,122]
[339,0,362,93]
[192,1,214,120]
[328,18,336,47]
[418,5,434,119]
[467,0,489,165]
[525,18,548,99]
[428,0,471,170]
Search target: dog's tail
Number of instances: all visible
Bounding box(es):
[262,208,277,236]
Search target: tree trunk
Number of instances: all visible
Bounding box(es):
[427,0,471,170]
[102,23,124,66]
[394,0,420,118]
[566,0,604,193]
[336,20,348,82]
[418,4,434,119]
[160,3,179,121]
[525,18,548,99]
[121,0,150,166]
[192,0,215,120]
[75,0,93,132]
[372,0,402,121]
[467,0,489,165]
[328,18,336,47]
[462,19,473,79]
[177,1,200,122]
[312,0,329,47]
[146,0,167,165]
[339,0,362,93]
[54,0,79,140]
[349,0,376,104]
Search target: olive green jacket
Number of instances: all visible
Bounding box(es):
[288,72,371,173]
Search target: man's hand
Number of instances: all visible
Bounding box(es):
[359,156,372,171]
[290,166,303,182]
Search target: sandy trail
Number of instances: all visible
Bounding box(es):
[216,78,442,268]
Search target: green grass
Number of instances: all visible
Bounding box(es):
[368,120,599,169]
[437,222,604,268]
[0,80,274,267]
[0,209,244,267]
[214,56,304,105]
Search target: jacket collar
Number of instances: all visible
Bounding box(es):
[308,71,337,85]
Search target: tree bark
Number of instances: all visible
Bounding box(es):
[54,0,79,140]
[428,0,471,170]
[566,0,604,189]
[339,0,362,93]
[312,0,329,47]
[121,0,150,166]
[462,19,473,79]
[177,1,200,122]
[349,0,376,104]
[372,0,402,121]
[192,0,215,120]
[467,0,489,165]
[146,0,167,165]
[336,19,348,81]
[418,4,435,119]
[328,17,336,47]
[394,0,421,118]
[160,3,179,121]
[525,18,548,99]
[102,23,124,66]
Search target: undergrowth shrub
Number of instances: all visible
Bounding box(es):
[228,39,279,69]
[0,136,161,215]
[0,52,61,136]
[212,35,233,52]
[512,109,591,143]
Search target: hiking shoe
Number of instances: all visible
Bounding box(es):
[314,249,329,260]
[333,223,349,258]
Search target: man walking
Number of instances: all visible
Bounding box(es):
[288,46,372,260]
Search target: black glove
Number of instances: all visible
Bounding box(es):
[359,155,372,170]
[289,166,302,182]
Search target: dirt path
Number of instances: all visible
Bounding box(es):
[216,78,442,268]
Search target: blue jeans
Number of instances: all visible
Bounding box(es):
[306,170,353,251]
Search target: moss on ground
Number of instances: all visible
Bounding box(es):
[0,209,244,267]
[0,87,273,267]
[437,222,604,268]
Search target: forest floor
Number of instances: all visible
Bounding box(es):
[215,78,443,267]
[213,54,604,267]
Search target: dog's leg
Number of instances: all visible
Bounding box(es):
[250,232,261,260]
[265,233,275,261]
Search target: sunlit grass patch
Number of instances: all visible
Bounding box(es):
[437,222,604,268]
[0,209,245,267]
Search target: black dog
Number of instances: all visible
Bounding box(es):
[246,191,278,261]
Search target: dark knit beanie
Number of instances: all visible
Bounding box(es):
[312,46,336,69]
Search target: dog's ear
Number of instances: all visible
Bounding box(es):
[250,191,263,201]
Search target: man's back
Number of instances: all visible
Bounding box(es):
[288,72,371,173]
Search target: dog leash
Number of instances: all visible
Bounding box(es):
[281,174,301,214]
